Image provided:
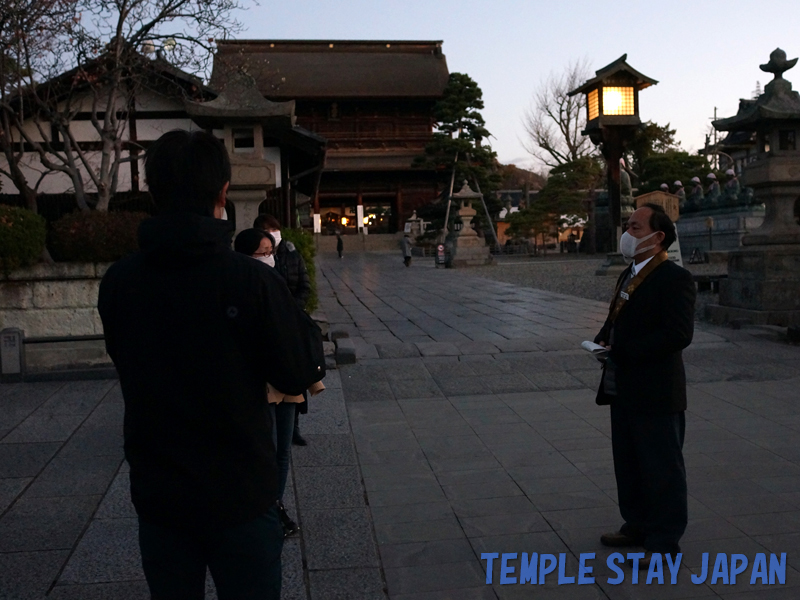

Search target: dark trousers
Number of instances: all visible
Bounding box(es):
[269,401,296,500]
[403,256,411,267]
[610,404,687,554]
[138,505,284,600]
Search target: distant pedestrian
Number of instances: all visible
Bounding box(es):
[401,234,412,267]
[336,232,344,259]
[98,130,325,600]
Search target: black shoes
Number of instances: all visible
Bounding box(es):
[276,501,299,538]
[292,430,307,446]
[600,530,644,547]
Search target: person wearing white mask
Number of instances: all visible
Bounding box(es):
[253,214,313,451]
[593,203,696,571]
[234,227,302,539]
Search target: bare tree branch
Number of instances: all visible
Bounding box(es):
[522,58,596,170]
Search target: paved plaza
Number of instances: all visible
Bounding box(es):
[2,253,800,599]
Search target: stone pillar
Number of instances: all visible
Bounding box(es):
[228,190,267,237]
[356,190,364,233]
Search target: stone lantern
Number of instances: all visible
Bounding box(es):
[450,181,493,267]
[708,49,800,325]
[185,69,326,235]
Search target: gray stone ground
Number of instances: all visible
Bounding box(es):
[1,252,800,599]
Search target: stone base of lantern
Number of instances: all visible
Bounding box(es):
[706,244,800,326]
[450,237,494,268]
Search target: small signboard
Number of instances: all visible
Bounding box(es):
[436,244,446,266]
[667,235,684,267]
[634,191,680,222]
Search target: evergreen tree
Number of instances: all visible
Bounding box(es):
[416,72,502,230]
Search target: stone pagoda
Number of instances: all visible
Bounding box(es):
[707,49,800,325]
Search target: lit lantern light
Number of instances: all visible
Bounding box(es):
[568,54,655,130]
[340,217,348,226]
[363,216,369,225]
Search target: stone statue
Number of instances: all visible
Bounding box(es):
[619,158,635,218]
[673,180,687,211]
[704,173,721,209]
[723,169,742,207]
[687,176,703,212]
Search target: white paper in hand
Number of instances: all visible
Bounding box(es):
[581,341,609,361]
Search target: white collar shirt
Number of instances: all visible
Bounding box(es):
[631,254,655,277]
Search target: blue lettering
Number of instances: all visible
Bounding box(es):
[769,553,786,585]
[751,553,767,584]
[607,553,625,585]
[691,553,709,584]
[558,553,575,584]
[665,553,682,584]
[710,553,729,585]
[627,553,645,584]
[646,553,664,585]
[539,554,557,585]
[500,553,517,585]
[578,553,595,584]
[481,553,498,584]
[730,554,748,585]
[520,553,537,584]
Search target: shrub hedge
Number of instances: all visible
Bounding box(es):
[0,205,47,274]
[281,228,318,313]
[49,210,149,263]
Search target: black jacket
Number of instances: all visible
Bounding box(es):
[275,240,311,310]
[594,259,696,413]
[98,213,324,532]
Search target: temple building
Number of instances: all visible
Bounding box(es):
[211,40,450,234]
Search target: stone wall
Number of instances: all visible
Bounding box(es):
[677,207,765,255]
[0,263,109,338]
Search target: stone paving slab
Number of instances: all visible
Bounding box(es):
[319,254,800,599]
[2,253,800,598]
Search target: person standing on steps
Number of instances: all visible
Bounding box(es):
[401,234,413,267]
[593,203,696,572]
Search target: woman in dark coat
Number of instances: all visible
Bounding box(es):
[234,228,300,538]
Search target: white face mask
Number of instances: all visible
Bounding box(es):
[270,230,281,248]
[619,231,658,260]
[256,255,275,267]
[220,207,228,221]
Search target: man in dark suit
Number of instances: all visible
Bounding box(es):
[594,203,696,568]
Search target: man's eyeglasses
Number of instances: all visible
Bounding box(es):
[253,250,273,258]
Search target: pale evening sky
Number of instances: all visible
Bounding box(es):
[237,0,800,172]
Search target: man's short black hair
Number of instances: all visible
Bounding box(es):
[145,130,231,216]
[253,214,281,231]
[642,203,677,249]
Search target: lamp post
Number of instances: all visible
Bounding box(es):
[568,54,657,275]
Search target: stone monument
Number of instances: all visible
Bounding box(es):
[450,181,493,267]
[707,49,800,326]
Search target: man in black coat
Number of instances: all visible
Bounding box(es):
[594,203,696,568]
[99,131,324,599]
[253,214,312,447]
